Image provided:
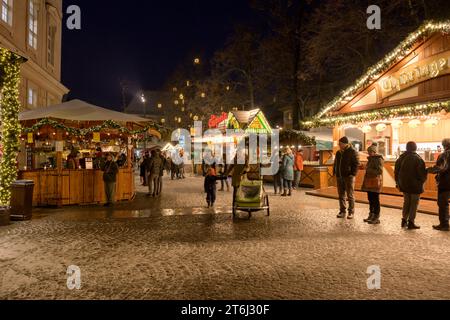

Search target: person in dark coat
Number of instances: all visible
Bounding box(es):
[102,153,119,207]
[140,152,150,186]
[334,137,360,219]
[146,150,163,197]
[395,141,427,230]
[204,167,227,208]
[273,153,284,195]
[282,147,295,197]
[361,145,384,224]
[156,150,166,196]
[428,138,450,232]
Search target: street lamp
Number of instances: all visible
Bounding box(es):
[194,58,200,65]
[140,93,148,149]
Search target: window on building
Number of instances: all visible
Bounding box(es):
[28,87,37,108]
[1,0,12,26]
[28,0,38,49]
[47,24,56,66]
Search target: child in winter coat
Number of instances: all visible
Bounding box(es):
[204,167,227,208]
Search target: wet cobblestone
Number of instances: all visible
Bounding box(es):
[0,176,449,300]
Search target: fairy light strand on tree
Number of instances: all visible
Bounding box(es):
[0,49,22,205]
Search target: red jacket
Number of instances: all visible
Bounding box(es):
[294,152,304,171]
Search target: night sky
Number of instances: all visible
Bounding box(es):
[62,0,253,110]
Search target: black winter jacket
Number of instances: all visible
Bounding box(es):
[394,151,427,194]
[429,150,450,192]
[334,145,360,178]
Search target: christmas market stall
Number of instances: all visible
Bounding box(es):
[193,109,273,174]
[18,99,161,206]
[302,21,450,199]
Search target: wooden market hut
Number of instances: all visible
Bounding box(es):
[303,21,450,210]
[18,99,160,207]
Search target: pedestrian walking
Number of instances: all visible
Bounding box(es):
[102,153,119,207]
[226,151,249,209]
[218,164,230,192]
[361,145,384,224]
[394,141,427,230]
[282,147,295,197]
[334,137,360,219]
[204,167,227,208]
[156,150,166,196]
[273,156,284,194]
[146,150,163,197]
[293,149,304,190]
[140,152,150,186]
[428,138,450,232]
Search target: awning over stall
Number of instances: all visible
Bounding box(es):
[20,99,149,123]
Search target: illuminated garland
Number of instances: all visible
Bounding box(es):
[280,130,316,146]
[0,49,22,206]
[302,100,450,128]
[22,118,167,137]
[316,20,450,118]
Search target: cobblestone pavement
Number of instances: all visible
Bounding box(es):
[0,175,449,300]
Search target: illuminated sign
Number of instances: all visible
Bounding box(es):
[208,112,228,129]
[379,51,450,99]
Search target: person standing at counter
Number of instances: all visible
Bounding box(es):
[293,149,304,190]
[361,145,384,225]
[334,137,360,220]
[428,139,450,232]
[102,153,119,207]
[394,141,427,230]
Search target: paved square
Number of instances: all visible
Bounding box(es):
[0,176,449,300]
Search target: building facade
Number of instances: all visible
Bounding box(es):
[0,0,68,110]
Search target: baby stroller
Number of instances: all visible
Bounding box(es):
[233,176,270,219]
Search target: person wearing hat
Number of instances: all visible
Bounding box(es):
[334,136,360,219]
[361,145,384,224]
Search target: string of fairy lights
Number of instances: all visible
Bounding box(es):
[0,49,22,206]
[302,99,450,128]
[21,118,167,137]
[314,20,450,120]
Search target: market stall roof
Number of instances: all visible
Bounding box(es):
[19,99,150,123]
[314,20,450,119]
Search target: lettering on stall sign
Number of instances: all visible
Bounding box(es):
[181,305,215,318]
[379,53,450,99]
[66,265,82,290]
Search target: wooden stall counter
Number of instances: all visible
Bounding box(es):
[19,168,135,207]
[353,160,438,200]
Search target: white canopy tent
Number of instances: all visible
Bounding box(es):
[19,99,149,123]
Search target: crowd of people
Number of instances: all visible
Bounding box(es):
[334,136,450,232]
[273,147,304,196]
[138,149,187,196]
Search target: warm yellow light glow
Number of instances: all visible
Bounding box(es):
[362,125,372,134]
[408,119,421,128]
[194,58,200,64]
[376,123,387,132]
[157,103,162,109]
[424,118,439,128]
[391,119,403,129]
